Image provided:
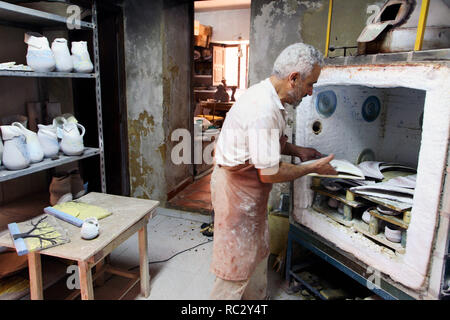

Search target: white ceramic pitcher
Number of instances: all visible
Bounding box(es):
[1,126,30,170]
[51,38,73,72]
[37,124,59,158]
[25,33,56,72]
[59,122,85,156]
[71,41,93,73]
[12,122,44,163]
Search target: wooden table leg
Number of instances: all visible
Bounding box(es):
[78,260,94,300]
[95,259,105,286]
[138,225,150,298]
[28,252,43,300]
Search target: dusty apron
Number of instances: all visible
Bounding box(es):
[210,135,288,281]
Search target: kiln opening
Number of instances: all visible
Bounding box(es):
[297,84,426,255]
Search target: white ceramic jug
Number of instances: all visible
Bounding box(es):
[25,33,56,72]
[59,122,85,156]
[1,126,30,170]
[51,38,73,72]
[12,122,44,163]
[71,41,93,73]
[37,124,59,158]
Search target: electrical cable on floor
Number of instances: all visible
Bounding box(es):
[128,238,213,271]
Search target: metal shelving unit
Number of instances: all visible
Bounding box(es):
[0,0,106,191]
[0,70,97,78]
[0,1,94,29]
[0,148,100,182]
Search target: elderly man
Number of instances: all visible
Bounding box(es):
[209,43,337,300]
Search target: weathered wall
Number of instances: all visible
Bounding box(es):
[195,8,251,42]
[123,0,192,203]
[123,0,166,201]
[249,0,385,85]
[162,1,193,194]
[249,0,384,210]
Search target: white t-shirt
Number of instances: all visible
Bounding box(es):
[214,78,287,170]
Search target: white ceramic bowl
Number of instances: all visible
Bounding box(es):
[328,197,339,209]
[385,225,402,243]
[377,205,399,216]
[362,209,372,224]
[322,179,342,192]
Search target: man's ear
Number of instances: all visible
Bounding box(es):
[288,72,300,87]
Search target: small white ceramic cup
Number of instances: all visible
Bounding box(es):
[81,217,99,240]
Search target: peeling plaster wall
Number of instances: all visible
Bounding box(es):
[249,0,384,85]
[123,0,166,201]
[249,0,385,210]
[123,0,192,204]
[162,2,192,194]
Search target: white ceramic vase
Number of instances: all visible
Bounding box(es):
[12,122,44,163]
[81,217,99,240]
[385,225,402,243]
[37,124,59,158]
[59,122,85,156]
[51,38,73,72]
[25,35,56,72]
[1,126,30,170]
[71,41,93,73]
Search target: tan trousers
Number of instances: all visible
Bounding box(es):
[209,256,268,300]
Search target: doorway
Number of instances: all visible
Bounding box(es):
[167,0,251,214]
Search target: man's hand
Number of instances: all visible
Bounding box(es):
[298,147,322,161]
[307,154,338,175]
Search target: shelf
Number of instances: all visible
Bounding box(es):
[369,209,409,230]
[352,219,405,255]
[194,74,212,78]
[355,194,411,212]
[311,186,368,208]
[0,70,97,78]
[0,147,100,182]
[313,204,353,227]
[311,205,405,254]
[0,255,69,300]
[0,1,95,29]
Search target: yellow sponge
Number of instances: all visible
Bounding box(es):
[53,201,112,220]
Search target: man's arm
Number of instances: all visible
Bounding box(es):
[257,154,337,184]
[281,141,323,161]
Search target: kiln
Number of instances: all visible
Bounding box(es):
[289,50,450,300]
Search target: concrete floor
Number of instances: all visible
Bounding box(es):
[95,207,303,300]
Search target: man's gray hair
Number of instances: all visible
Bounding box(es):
[272,43,324,80]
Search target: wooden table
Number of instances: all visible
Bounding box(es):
[199,101,234,122]
[0,192,159,300]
